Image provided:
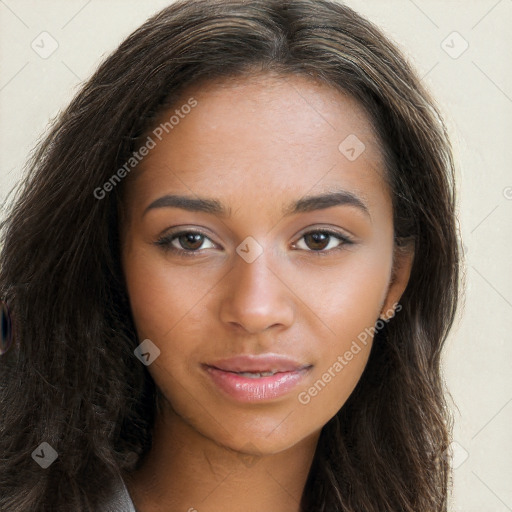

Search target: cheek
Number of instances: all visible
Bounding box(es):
[295,342,372,428]
[293,241,392,340]
[122,244,216,394]
[123,242,209,342]
[290,249,391,418]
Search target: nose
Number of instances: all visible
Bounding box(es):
[219,249,294,335]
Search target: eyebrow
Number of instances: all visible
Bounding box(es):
[142,189,370,219]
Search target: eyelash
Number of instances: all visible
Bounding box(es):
[154,228,354,258]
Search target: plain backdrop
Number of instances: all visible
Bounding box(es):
[1,1,511,511]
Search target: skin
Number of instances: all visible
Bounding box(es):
[119,72,414,512]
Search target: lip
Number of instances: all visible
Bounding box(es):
[203,354,312,403]
[206,354,310,373]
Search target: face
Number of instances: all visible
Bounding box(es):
[120,73,412,455]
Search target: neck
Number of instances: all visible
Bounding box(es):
[123,404,320,512]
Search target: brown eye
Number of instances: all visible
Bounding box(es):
[176,232,205,251]
[295,229,353,254]
[155,230,216,256]
[303,232,331,251]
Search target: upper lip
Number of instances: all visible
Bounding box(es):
[205,353,311,373]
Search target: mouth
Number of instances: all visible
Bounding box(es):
[222,370,286,378]
[202,353,313,402]
[206,353,311,373]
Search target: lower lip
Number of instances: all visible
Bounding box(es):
[203,365,312,403]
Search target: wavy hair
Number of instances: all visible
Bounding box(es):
[0,1,460,510]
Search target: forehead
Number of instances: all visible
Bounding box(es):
[124,72,390,218]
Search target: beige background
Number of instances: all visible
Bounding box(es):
[1,1,511,510]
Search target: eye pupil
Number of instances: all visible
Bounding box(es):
[180,233,203,250]
[305,232,329,251]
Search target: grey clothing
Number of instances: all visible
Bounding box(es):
[100,474,138,512]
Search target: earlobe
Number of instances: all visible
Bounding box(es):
[379,242,415,321]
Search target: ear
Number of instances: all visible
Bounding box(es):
[379,241,415,320]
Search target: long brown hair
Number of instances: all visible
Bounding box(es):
[0,1,460,510]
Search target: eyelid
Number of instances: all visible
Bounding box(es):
[154,225,355,257]
[295,225,356,243]
[291,228,354,256]
[154,228,218,254]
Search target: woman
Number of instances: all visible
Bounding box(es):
[0,0,460,510]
